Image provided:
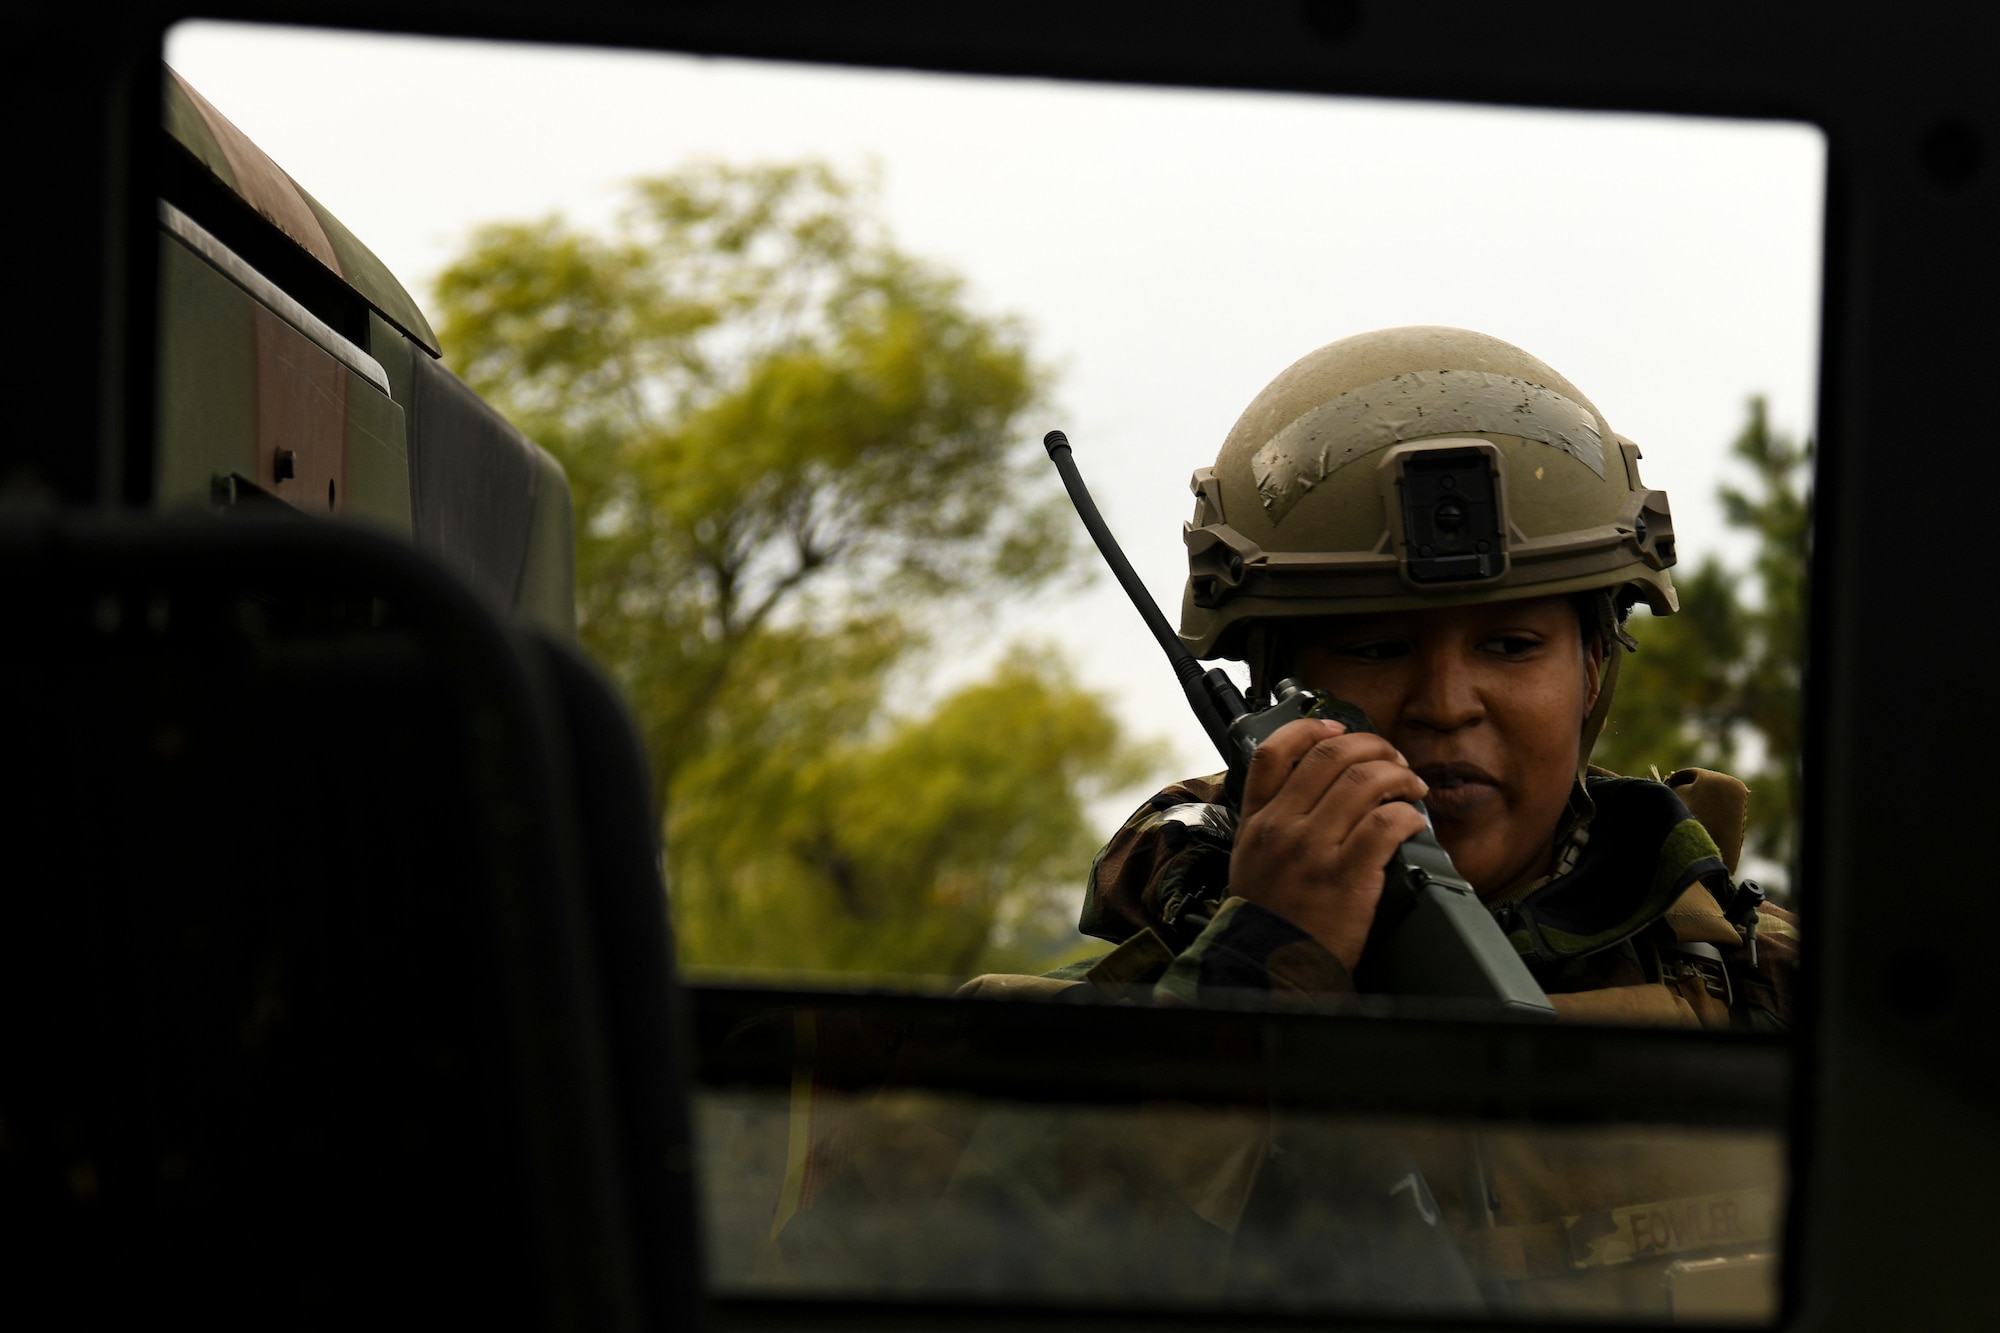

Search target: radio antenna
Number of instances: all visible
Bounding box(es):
[1042,431,1235,760]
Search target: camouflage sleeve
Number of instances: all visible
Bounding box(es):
[1153,897,1356,1006]
[1079,773,1236,948]
[1732,901,1800,1030]
[1079,775,1355,1006]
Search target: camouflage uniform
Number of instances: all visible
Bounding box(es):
[1022,766,1797,1028]
[776,324,1801,1317]
[753,773,1799,1319]
[950,764,1799,1318]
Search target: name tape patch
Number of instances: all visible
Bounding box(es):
[1564,1185,1779,1270]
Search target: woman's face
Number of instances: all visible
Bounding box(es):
[1289,596,1602,899]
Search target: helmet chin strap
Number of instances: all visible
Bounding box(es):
[1577,584,1638,780]
[1243,622,1280,708]
[1578,633,1624,781]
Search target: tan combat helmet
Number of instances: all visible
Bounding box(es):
[1180,326,1680,769]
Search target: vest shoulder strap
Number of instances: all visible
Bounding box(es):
[1664,767,1748,875]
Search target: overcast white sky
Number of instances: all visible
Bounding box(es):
[166,22,1826,809]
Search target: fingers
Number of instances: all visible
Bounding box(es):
[1238,717,1343,817]
[1248,748,1426,875]
[1302,754,1429,833]
[1228,719,1432,972]
[1339,799,1432,877]
[1229,715,1432,973]
[1244,720,1419,826]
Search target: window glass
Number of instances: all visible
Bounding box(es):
[693,992,1787,1323]
[161,22,1821,996]
[160,20,1816,1320]
[159,21,1817,1326]
[702,1090,1783,1321]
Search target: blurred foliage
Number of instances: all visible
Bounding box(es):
[433,160,1157,979]
[1594,397,1810,876]
[673,645,1159,979]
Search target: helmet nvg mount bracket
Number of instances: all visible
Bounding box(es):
[1179,326,1679,664]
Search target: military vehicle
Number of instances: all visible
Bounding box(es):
[5,6,1994,1333]
[154,67,573,635]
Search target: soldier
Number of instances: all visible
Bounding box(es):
[976,324,1798,1028]
[949,327,1800,1317]
[763,328,1800,1319]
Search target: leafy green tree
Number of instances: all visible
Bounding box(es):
[1595,397,1811,877]
[672,644,1160,979]
[432,161,1153,977]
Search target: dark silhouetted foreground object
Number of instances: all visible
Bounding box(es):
[0,513,700,1332]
